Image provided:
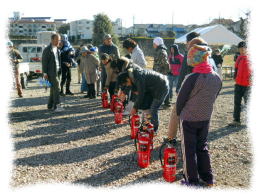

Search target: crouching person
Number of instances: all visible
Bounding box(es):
[117,68,169,132]
[177,38,222,186]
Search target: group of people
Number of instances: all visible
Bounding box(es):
[9,30,251,187]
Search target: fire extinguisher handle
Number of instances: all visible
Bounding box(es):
[159,143,166,166]
[128,115,131,126]
[134,137,138,152]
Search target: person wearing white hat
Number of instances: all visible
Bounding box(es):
[8,41,23,97]
[152,37,171,108]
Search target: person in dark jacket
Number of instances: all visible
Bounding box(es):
[165,32,200,144]
[59,34,75,96]
[177,37,222,186]
[229,41,251,126]
[98,34,120,89]
[212,49,224,80]
[117,68,169,132]
[42,33,64,112]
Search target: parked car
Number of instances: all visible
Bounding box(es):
[17,44,47,79]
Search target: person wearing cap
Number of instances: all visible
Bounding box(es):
[59,34,75,96]
[153,37,171,108]
[98,34,120,90]
[229,41,251,126]
[176,37,222,186]
[42,33,64,112]
[8,41,23,97]
[212,49,224,80]
[79,46,100,99]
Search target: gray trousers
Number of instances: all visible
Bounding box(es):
[48,76,60,109]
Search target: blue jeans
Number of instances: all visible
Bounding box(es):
[81,73,88,92]
[165,74,178,103]
[150,90,169,132]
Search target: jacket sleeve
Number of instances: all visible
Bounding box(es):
[42,48,49,75]
[115,46,120,59]
[176,74,199,116]
[133,76,146,110]
[134,51,147,68]
[161,50,170,73]
[176,54,188,93]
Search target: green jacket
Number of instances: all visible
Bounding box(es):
[153,45,170,75]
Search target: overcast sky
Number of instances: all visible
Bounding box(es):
[3,0,252,27]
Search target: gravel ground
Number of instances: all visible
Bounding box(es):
[9,68,252,188]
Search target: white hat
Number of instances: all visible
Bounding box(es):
[153,37,164,46]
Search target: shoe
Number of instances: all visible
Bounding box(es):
[198,179,214,187]
[18,94,23,98]
[66,91,74,95]
[180,179,200,187]
[228,120,241,127]
[60,91,65,96]
[53,105,65,112]
[47,105,53,110]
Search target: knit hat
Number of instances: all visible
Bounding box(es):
[153,37,164,46]
[187,38,212,67]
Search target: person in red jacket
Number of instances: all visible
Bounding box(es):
[229,41,251,126]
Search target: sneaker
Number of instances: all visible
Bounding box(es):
[53,105,65,112]
[66,91,74,95]
[228,120,241,127]
[198,179,214,187]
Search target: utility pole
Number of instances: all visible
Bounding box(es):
[133,16,135,36]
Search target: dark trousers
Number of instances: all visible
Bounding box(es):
[181,120,213,184]
[48,76,60,109]
[108,82,116,100]
[101,66,107,89]
[233,84,250,122]
[60,67,72,92]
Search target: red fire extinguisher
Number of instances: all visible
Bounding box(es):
[159,141,177,182]
[135,131,151,168]
[114,98,123,124]
[101,90,109,108]
[110,94,118,112]
[146,122,154,151]
[129,114,140,139]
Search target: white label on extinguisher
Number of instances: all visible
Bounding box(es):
[139,140,148,144]
[165,165,176,168]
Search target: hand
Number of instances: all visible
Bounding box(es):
[118,92,126,102]
[43,74,48,80]
[65,62,71,67]
[130,108,137,116]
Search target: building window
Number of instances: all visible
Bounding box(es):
[86,27,90,30]
[19,26,23,28]
[42,26,46,28]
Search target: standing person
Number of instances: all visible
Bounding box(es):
[42,33,64,112]
[117,68,169,133]
[98,34,120,89]
[89,46,101,96]
[79,46,100,99]
[101,53,118,100]
[212,49,224,80]
[8,41,23,98]
[59,34,75,96]
[153,37,171,108]
[165,32,200,144]
[122,38,147,68]
[177,38,222,186]
[75,44,84,84]
[167,44,184,103]
[229,41,251,126]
